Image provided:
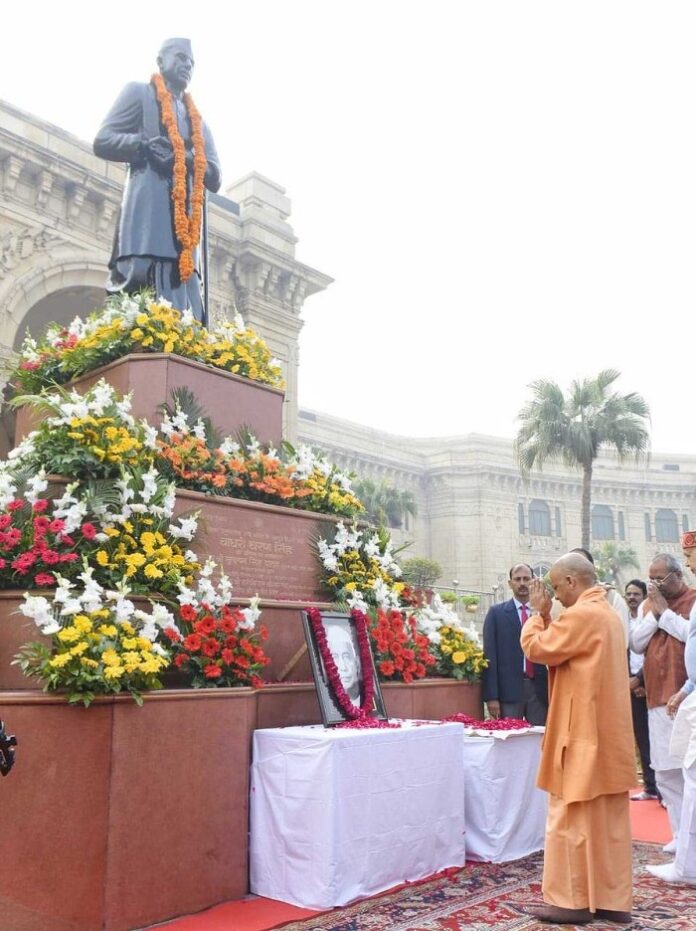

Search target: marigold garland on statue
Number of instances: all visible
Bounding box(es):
[151,73,206,282]
[306,606,376,720]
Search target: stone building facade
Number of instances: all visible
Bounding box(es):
[0,99,331,442]
[298,408,696,598]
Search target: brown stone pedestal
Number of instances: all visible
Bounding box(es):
[14,352,284,447]
[0,688,256,931]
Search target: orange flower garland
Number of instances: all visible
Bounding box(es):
[151,72,207,282]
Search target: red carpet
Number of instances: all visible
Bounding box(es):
[274,843,686,931]
[156,791,671,930]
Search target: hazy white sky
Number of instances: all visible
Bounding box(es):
[3,2,695,452]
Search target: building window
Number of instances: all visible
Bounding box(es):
[684,514,691,533]
[645,513,652,542]
[518,503,525,534]
[555,507,562,537]
[532,563,551,578]
[618,512,625,541]
[655,508,679,543]
[528,499,551,536]
[592,504,614,540]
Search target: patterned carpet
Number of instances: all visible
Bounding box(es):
[275,843,691,930]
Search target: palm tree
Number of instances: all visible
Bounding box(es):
[515,369,650,550]
[354,477,417,529]
[594,542,640,586]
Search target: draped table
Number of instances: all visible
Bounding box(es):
[462,727,547,862]
[249,721,466,909]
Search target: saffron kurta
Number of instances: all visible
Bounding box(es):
[521,586,636,911]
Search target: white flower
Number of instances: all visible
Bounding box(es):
[114,598,136,622]
[346,589,369,613]
[246,436,261,457]
[181,308,195,327]
[169,514,198,541]
[140,466,159,504]
[192,420,207,441]
[8,432,37,462]
[25,468,48,505]
[20,595,59,634]
[219,436,240,456]
[142,422,158,449]
[240,595,261,630]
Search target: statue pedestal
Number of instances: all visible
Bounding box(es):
[0,689,256,931]
[14,353,284,447]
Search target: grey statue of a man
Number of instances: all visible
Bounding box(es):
[93,38,221,321]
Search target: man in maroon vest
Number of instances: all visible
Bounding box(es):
[630,553,696,854]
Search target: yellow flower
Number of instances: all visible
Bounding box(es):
[81,657,99,668]
[98,624,118,637]
[144,564,163,579]
[102,649,121,667]
[121,638,139,651]
[452,651,467,664]
[96,550,110,567]
[70,642,89,657]
[49,652,72,668]
[104,665,125,679]
[104,528,120,538]
[120,621,135,635]
[57,627,81,643]
[137,638,152,652]
[73,615,93,633]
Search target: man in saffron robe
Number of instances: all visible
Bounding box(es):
[93,38,221,320]
[629,553,696,854]
[522,553,636,925]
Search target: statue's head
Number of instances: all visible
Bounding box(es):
[157,38,194,92]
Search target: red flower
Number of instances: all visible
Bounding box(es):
[7,499,24,511]
[0,515,12,530]
[32,500,49,514]
[183,633,202,652]
[202,637,220,657]
[174,653,190,667]
[42,551,61,564]
[48,519,65,533]
[204,664,222,679]
[379,660,395,676]
[196,616,216,635]
[179,604,197,622]
[34,573,55,586]
[163,626,182,643]
[221,617,236,633]
[250,675,264,688]
[221,648,234,665]
[33,516,50,535]
[81,523,97,539]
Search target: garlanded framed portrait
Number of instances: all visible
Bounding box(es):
[302,608,388,726]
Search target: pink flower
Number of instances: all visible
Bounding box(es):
[81,523,97,540]
[34,573,55,586]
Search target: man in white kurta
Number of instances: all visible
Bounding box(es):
[647,532,696,883]
[629,554,696,853]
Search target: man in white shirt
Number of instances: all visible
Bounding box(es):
[630,553,696,855]
[626,579,660,801]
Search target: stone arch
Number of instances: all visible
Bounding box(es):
[0,256,107,459]
[0,256,107,352]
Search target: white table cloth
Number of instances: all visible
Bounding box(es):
[462,729,547,862]
[250,721,466,909]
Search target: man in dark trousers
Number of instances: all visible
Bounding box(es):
[626,578,660,801]
[482,563,548,724]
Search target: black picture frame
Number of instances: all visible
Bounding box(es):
[301,610,388,726]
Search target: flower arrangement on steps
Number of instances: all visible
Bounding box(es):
[316,521,486,685]
[0,378,367,701]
